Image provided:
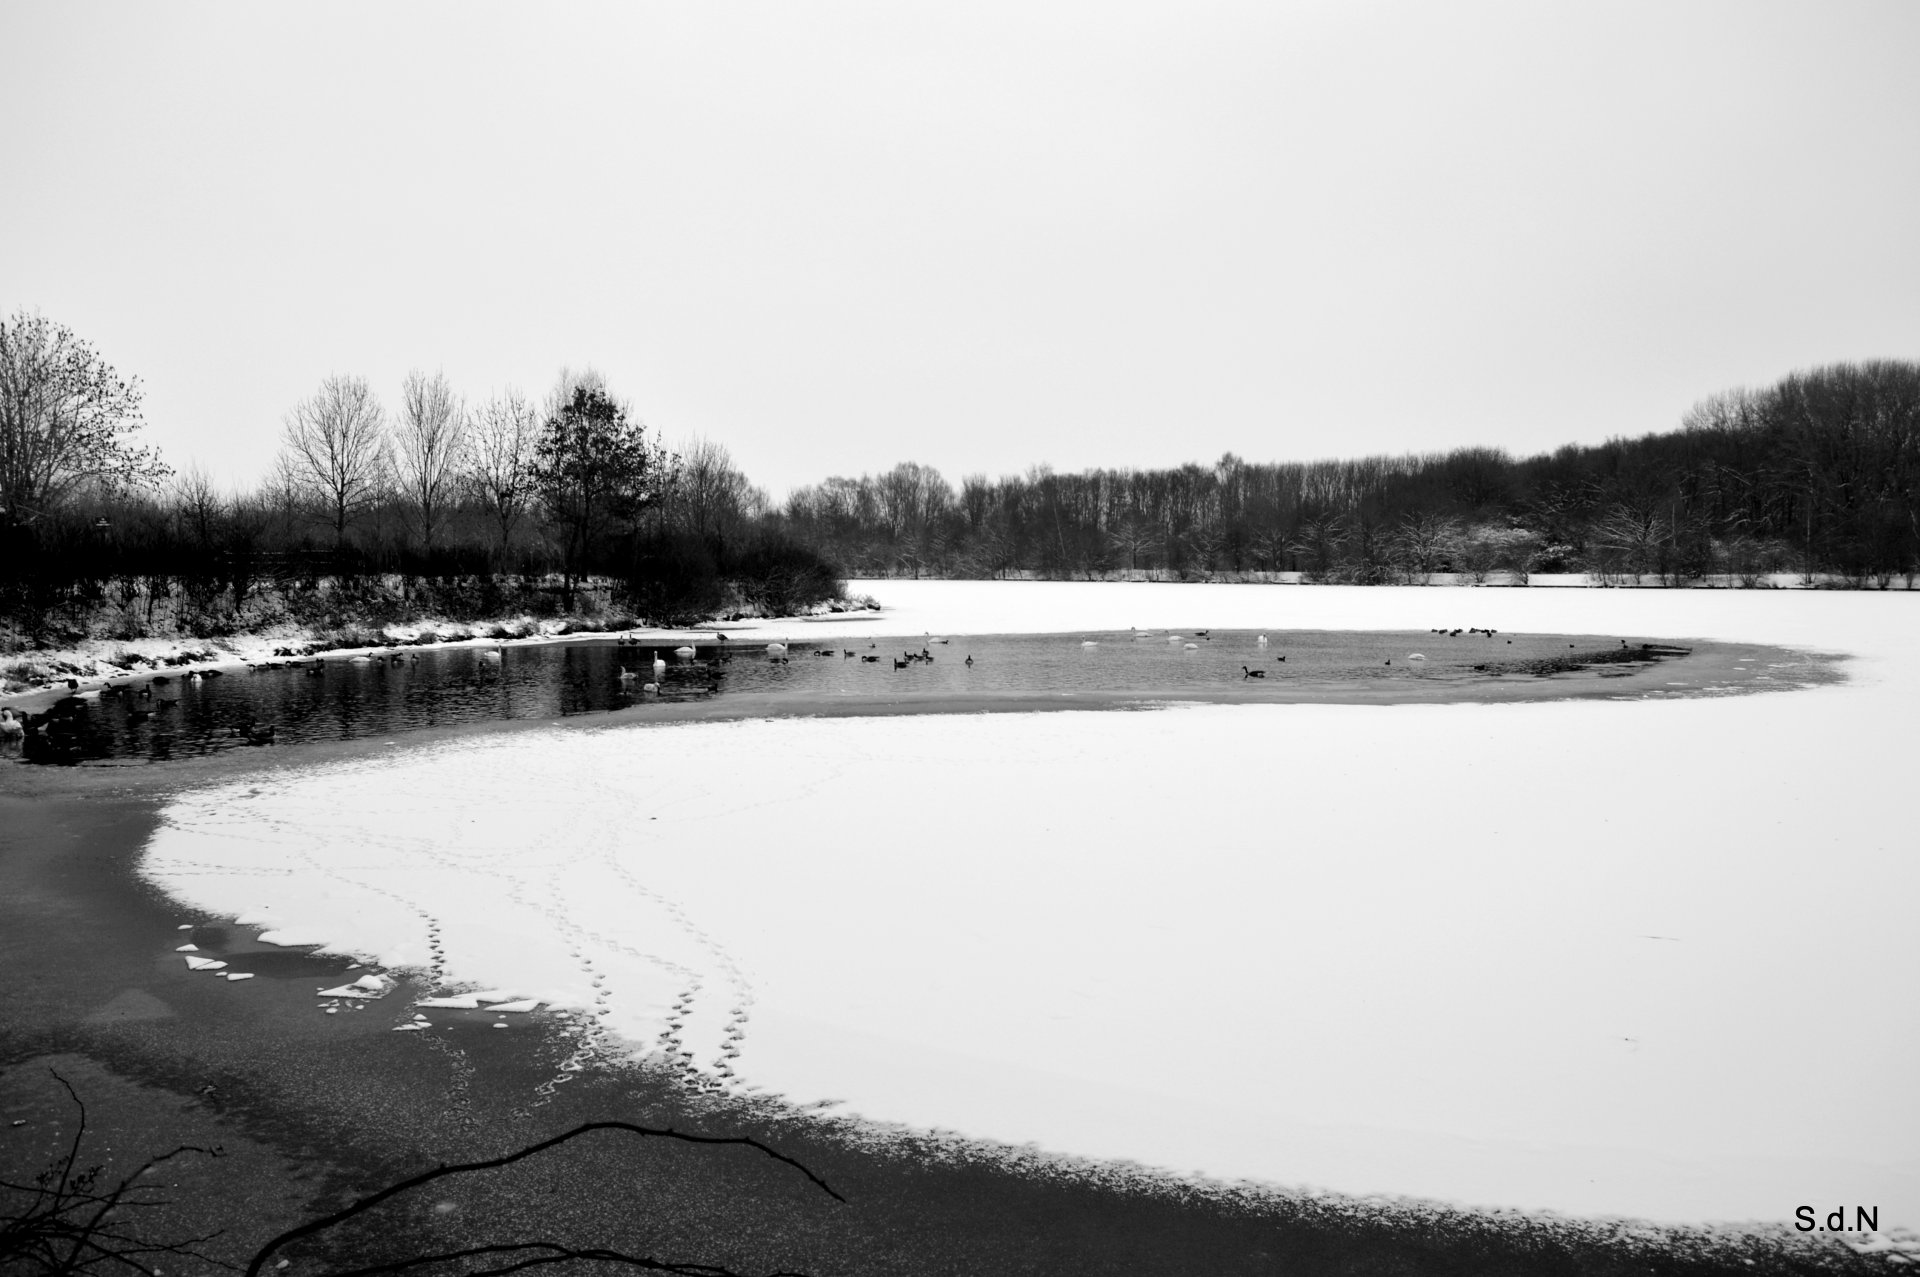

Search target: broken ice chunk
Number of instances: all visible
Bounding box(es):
[184,956,228,971]
[484,999,540,1014]
[175,943,198,952]
[225,973,254,982]
[416,995,481,1009]
[316,977,389,999]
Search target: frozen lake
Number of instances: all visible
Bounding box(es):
[140,581,1918,1227]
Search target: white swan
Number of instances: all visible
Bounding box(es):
[1081,640,1099,647]
[673,646,696,658]
[766,642,788,657]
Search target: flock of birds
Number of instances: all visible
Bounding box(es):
[3,624,1604,764]
[1,670,280,761]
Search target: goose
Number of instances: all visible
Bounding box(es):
[1195,630,1210,639]
[965,655,974,667]
[1275,654,1285,662]
[862,654,880,663]
[893,658,909,670]
[1242,666,1265,679]
[843,650,856,659]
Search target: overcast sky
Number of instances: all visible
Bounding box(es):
[5,1,1917,500]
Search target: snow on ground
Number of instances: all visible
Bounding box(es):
[140,582,1919,1226]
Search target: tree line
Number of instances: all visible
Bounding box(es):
[775,360,1920,588]
[5,305,1916,651]
[1,311,840,642]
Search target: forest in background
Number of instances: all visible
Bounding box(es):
[4,302,1917,654]
[776,360,1920,589]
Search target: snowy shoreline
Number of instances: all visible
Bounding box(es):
[124,581,1918,1228]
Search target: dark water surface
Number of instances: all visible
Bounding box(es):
[13,627,1806,765]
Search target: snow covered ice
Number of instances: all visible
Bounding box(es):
[139,582,1919,1225]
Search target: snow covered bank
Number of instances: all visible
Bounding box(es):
[139,583,1918,1227]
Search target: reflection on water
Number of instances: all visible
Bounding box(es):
[17,628,1730,764]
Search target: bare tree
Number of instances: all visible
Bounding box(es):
[1108,516,1161,573]
[280,375,388,547]
[0,310,169,527]
[172,463,225,550]
[1392,512,1461,581]
[392,369,468,554]
[466,387,540,562]
[668,436,765,546]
